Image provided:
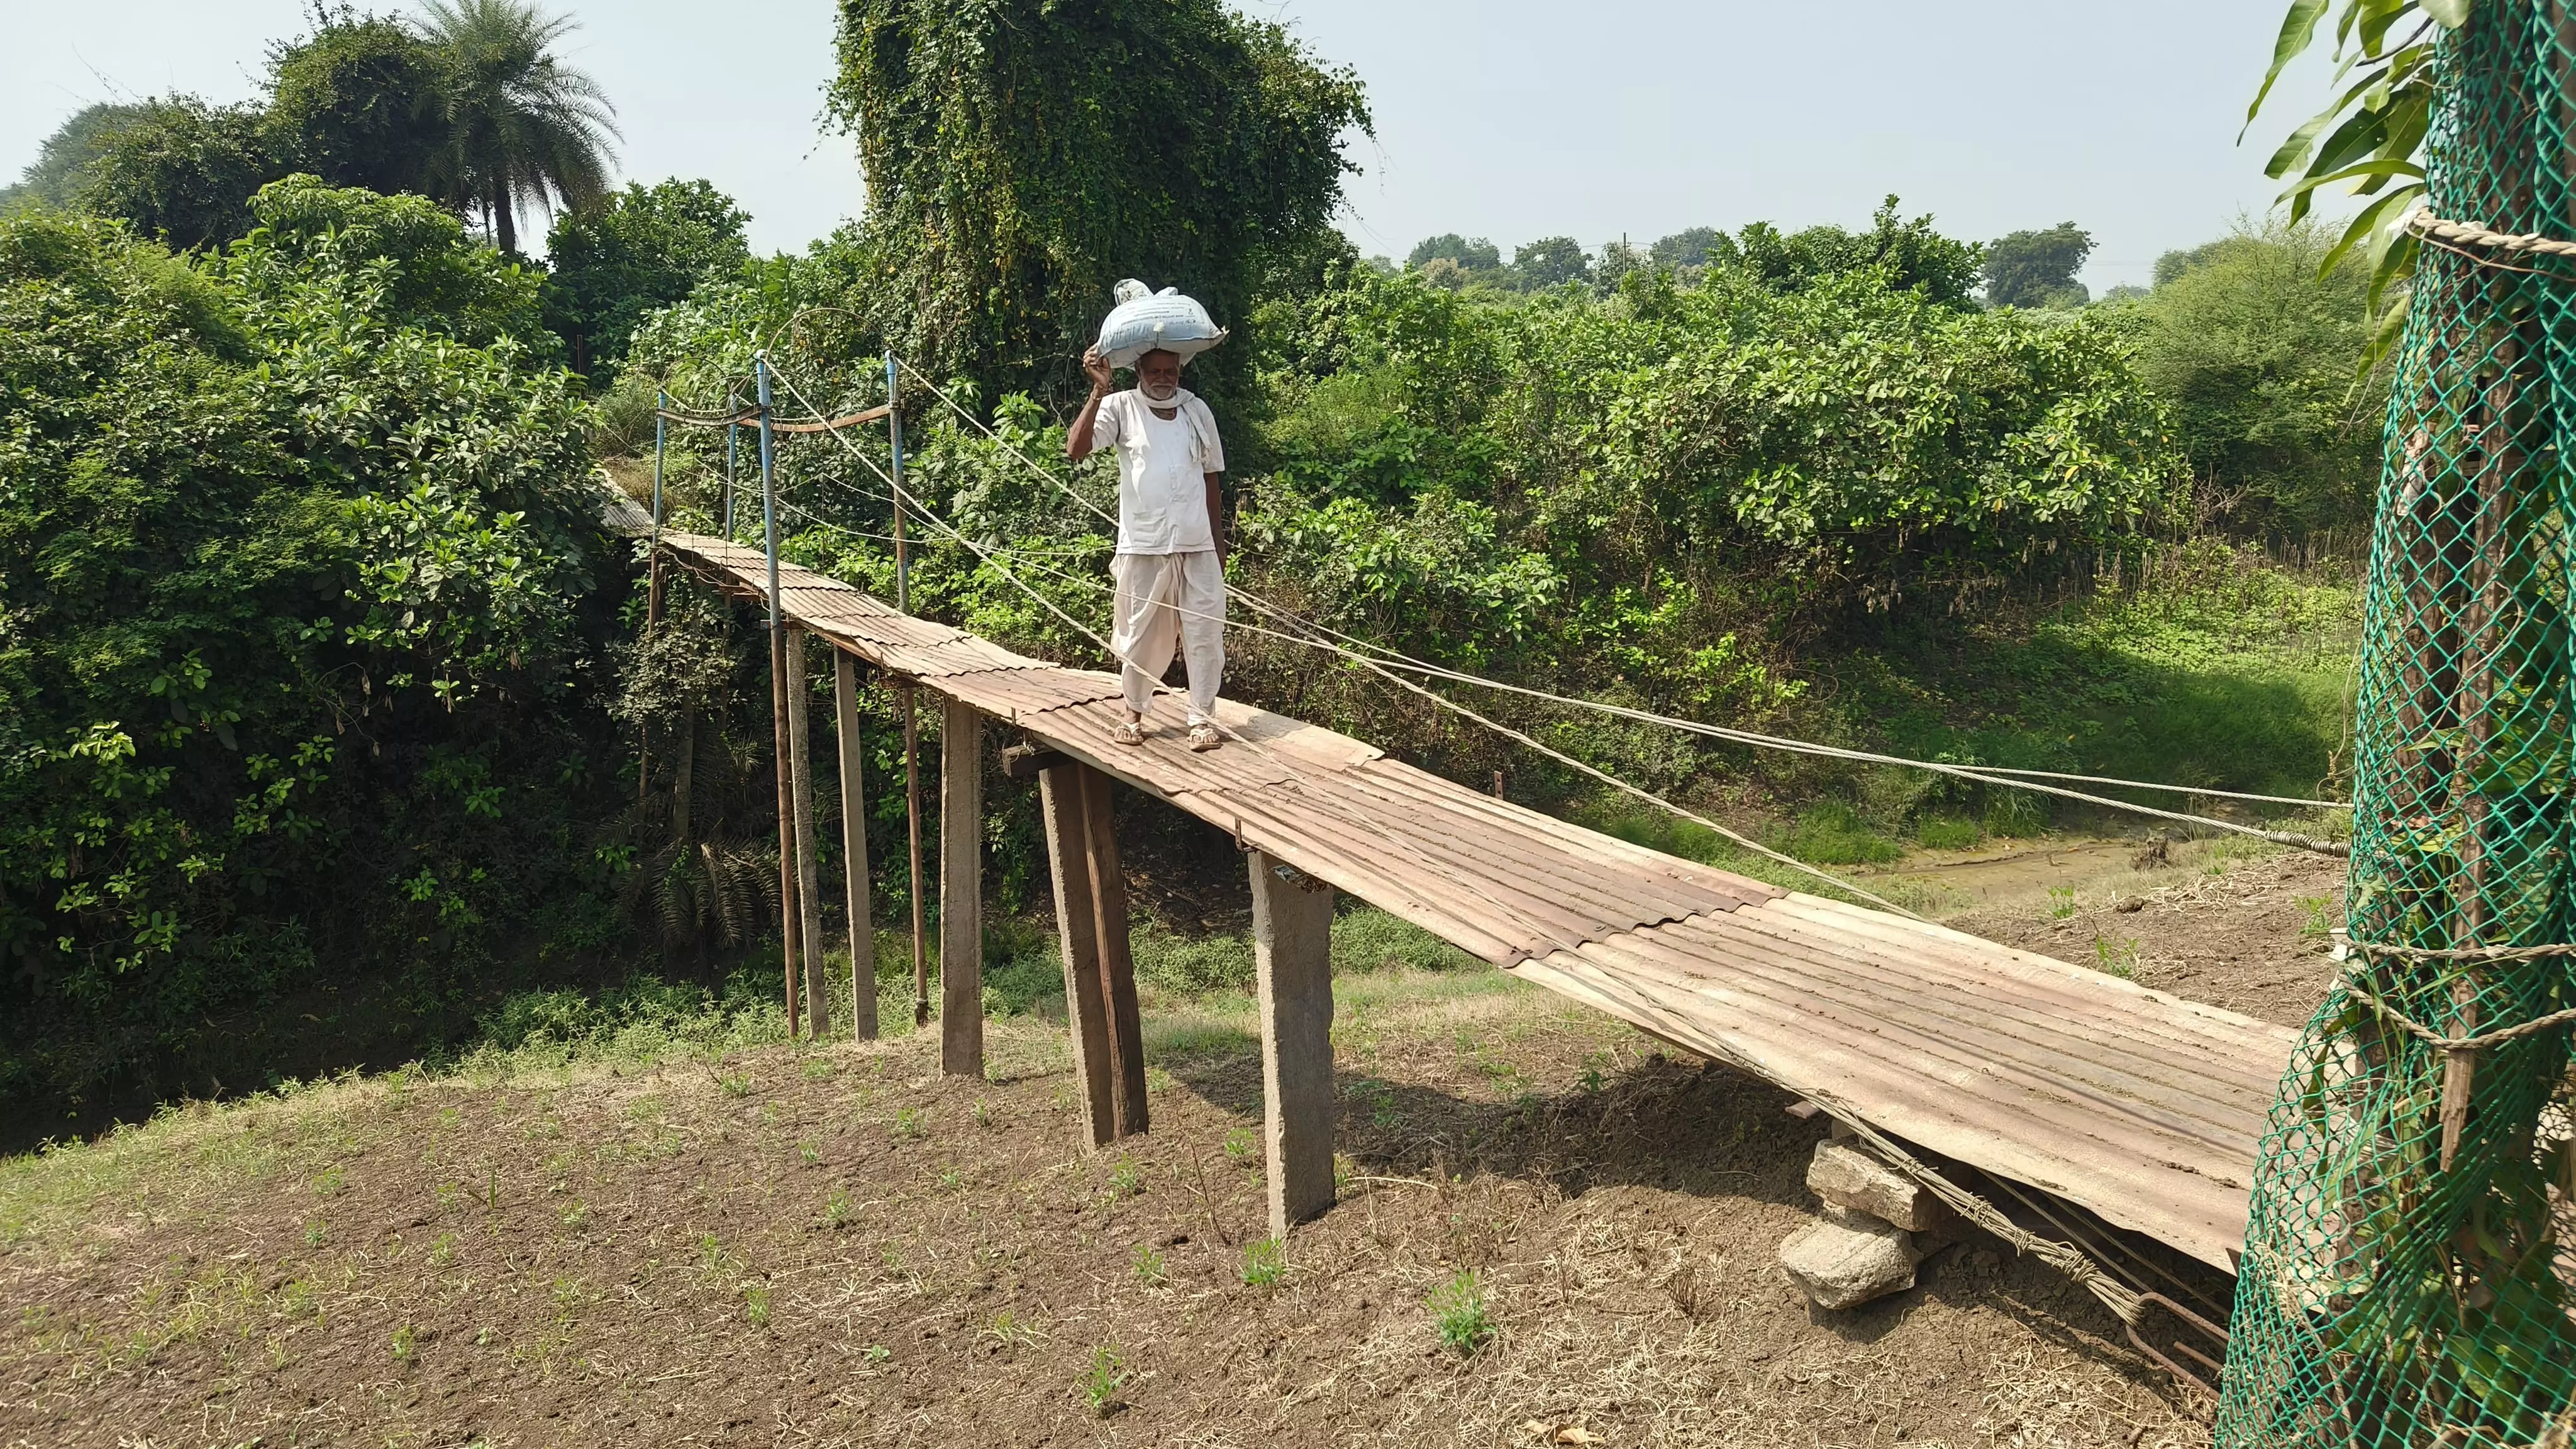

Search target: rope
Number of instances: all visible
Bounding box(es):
[696,368,2156,1330]
[762,365,1601,958]
[2405,205,2576,260]
[1799,1097,2143,1324]
[765,425,1925,918]
[2337,940,2576,1050]
[672,358,2351,862]
[657,406,758,428]
[884,357,2353,845]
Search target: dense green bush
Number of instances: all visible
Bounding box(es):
[542,179,751,375]
[0,180,628,1130]
[2130,221,2387,536]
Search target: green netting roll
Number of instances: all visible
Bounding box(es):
[2216,6,2576,1447]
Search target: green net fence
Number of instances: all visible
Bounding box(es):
[2216,8,2576,1447]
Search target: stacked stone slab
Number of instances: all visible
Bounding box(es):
[1779,1135,1959,1310]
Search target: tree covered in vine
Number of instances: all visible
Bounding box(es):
[828,0,1370,405]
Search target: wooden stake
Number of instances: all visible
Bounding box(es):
[1079,766,1147,1135]
[753,355,797,1036]
[939,697,984,1077]
[902,686,928,1028]
[836,652,877,1041]
[787,629,830,1041]
[767,620,801,1038]
[1250,849,1336,1238]
[2440,338,2518,1172]
[1040,763,1114,1147]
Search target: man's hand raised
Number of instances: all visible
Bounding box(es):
[1082,345,1114,396]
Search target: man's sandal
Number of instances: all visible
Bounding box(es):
[1187,724,1221,753]
[1109,720,1145,747]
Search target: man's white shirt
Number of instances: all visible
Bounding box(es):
[1090,388,1226,554]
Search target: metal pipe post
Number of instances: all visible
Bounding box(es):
[724,391,738,537]
[887,355,908,611]
[887,354,928,1027]
[757,354,802,1035]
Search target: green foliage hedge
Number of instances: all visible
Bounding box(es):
[0,179,627,1129]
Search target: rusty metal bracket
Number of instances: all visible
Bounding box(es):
[2124,1291,2228,1401]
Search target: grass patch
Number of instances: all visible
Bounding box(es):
[1914,816,1984,850]
[1426,1269,1495,1354]
[1768,801,1902,865]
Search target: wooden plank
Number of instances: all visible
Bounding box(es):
[1079,765,1148,1136]
[1251,850,1336,1237]
[787,629,830,1038]
[836,652,877,1041]
[1041,766,1115,1148]
[1651,913,2277,1133]
[940,697,984,1077]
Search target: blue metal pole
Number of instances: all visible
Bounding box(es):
[757,353,802,1034]
[724,391,739,538]
[886,354,908,613]
[758,361,780,633]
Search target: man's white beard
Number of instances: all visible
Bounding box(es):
[1140,378,1179,401]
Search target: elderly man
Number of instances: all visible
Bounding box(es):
[1067,343,1228,751]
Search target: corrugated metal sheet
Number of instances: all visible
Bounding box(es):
[640,525,2297,1271]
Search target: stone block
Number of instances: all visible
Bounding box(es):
[1807,1140,1957,1234]
[1778,1216,1921,1310]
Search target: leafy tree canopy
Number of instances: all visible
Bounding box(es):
[1712,197,1984,309]
[266,11,455,200]
[828,0,1372,405]
[1,103,152,214]
[2129,220,2385,534]
[1649,225,1723,269]
[1983,221,2092,309]
[60,3,614,256]
[0,179,611,1122]
[543,177,750,375]
[418,0,620,255]
[1406,233,1502,271]
[1512,236,1591,289]
[75,99,286,252]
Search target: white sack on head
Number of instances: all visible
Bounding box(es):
[1095,280,1227,369]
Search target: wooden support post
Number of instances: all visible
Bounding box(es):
[1040,765,1115,1147]
[1250,850,1335,1238]
[939,697,984,1077]
[767,625,801,1038]
[1079,766,1148,1136]
[902,687,928,1028]
[787,629,829,1040]
[836,652,877,1041]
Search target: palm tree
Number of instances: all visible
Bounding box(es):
[416,0,619,255]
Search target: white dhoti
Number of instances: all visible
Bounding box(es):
[1109,549,1226,724]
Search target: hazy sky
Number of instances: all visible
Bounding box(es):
[3,1,2332,292]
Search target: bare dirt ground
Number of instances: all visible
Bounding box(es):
[1,845,2338,1449]
[1941,838,2345,1030]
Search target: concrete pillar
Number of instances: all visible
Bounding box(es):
[1250,850,1335,1237]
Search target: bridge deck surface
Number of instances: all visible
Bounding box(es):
[653,523,2295,1271]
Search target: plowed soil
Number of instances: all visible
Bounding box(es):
[3,850,2338,1448]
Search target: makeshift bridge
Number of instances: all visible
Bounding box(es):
[612,485,2297,1275]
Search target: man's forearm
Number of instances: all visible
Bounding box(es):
[1067,387,1109,460]
[1205,473,1226,562]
